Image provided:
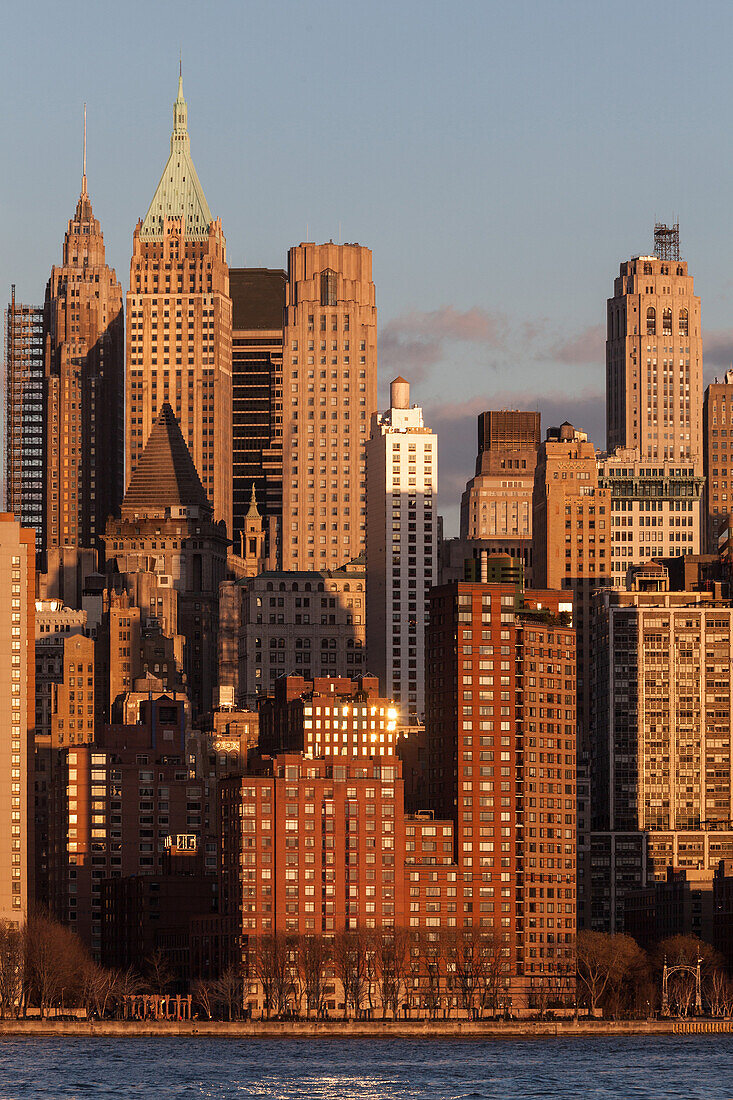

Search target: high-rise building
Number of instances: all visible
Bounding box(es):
[460,411,540,572]
[218,557,366,709]
[366,376,437,719]
[590,562,733,930]
[258,675,398,759]
[532,423,612,744]
[104,403,228,716]
[606,224,702,466]
[0,514,35,925]
[44,137,124,552]
[597,448,702,585]
[126,76,232,536]
[229,268,286,558]
[703,370,733,552]
[427,572,577,1004]
[281,243,378,571]
[4,290,44,550]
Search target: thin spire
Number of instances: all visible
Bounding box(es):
[82,103,87,196]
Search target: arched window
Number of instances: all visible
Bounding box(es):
[646,307,656,335]
[679,308,688,337]
[677,265,684,276]
[279,582,286,592]
[663,308,672,335]
[266,582,273,592]
[292,582,299,592]
[343,583,351,592]
[643,263,652,275]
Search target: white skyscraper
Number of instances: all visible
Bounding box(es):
[366,377,437,719]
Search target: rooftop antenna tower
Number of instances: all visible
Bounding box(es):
[654,221,680,261]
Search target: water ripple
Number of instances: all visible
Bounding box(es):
[0,1035,732,1099]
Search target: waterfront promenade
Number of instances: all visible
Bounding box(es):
[0,1017,730,1038]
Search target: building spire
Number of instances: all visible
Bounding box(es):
[81,103,87,196]
[247,483,261,518]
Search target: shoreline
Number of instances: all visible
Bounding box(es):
[0,1018,731,1039]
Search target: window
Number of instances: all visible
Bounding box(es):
[646,307,656,335]
[320,270,337,307]
[679,308,688,337]
[662,308,672,335]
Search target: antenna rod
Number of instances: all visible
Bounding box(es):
[83,103,87,181]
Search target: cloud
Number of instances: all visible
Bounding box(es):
[704,329,733,374]
[550,324,605,365]
[379,306,506,382]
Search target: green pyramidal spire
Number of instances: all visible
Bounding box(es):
[140,73,213,240]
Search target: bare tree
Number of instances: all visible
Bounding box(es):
[416,931,444,1019]
[23,915,89,1018]
[144,948,174,993]
[297,935,331,1018]
[81,962,117,1019]
[576,930,644,1017]
[373,928,410,1019]
[332,928,368,1019]
[0,922,23,1019]
[191,978,218,1020]
[215,965,242,1021]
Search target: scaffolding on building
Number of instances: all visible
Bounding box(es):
[3,286,44,549]
[654,222,681,262]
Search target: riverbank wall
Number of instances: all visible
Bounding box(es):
[0,1018,731,1038]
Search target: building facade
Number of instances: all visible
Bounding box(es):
[460,411,540,567]
[596,448,702,585]
[44,160,124,552]
[281,243,377,571]
[126,76,232,535]
[0,515,35,924]
[427,575,577,1003]
[532,423,612,744]
[229,268,286,557]
[4,291,44,550]
[366,377,437,719]
[218,558,366,710]
[104,404,228,716]
[258,675,398,759]
[606,225,702,467]
[590,564,733,930]
[703,370,733,552]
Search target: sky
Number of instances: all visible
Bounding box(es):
[4,0,733,533]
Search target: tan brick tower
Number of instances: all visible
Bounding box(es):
[281,243,377,570]
[126,75,232,537]
[44,115,124,551]
[606,224,702,468]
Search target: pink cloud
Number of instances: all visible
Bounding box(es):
[550,324,605,365]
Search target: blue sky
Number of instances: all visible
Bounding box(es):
[3,0,733,531]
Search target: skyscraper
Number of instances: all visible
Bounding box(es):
[427,571,577,1004]
[366,376,437,719]
[591,563,733,930]
[606,223,702,466]
[229,268,286,559]
[4,290,44,550]
[703,371,733,552]
[532,422,612,744]
[43,126,124,552]
[0,514,35,925]
[281,243,377,571]
[126,75,232,536]
[459,409,540,580]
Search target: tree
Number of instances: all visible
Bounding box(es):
[215,965,242,1021]
[23,915,89,1018]
[416,931,444,1019]
[297,935,331,1018]
[81,962,117,1019]
[332,928,368,1019]
[191,978,219,1020]
[144,948,174,993]
[576,930,645,1017]
[373,928,409,1019]
[0,922,23,1019]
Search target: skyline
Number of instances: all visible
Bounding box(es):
[6,0,733,531]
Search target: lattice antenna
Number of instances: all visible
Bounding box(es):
[654,222,680,262]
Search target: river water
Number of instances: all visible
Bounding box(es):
[0,1035,731,1098]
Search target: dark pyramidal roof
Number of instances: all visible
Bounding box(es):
[122,403,211,513]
